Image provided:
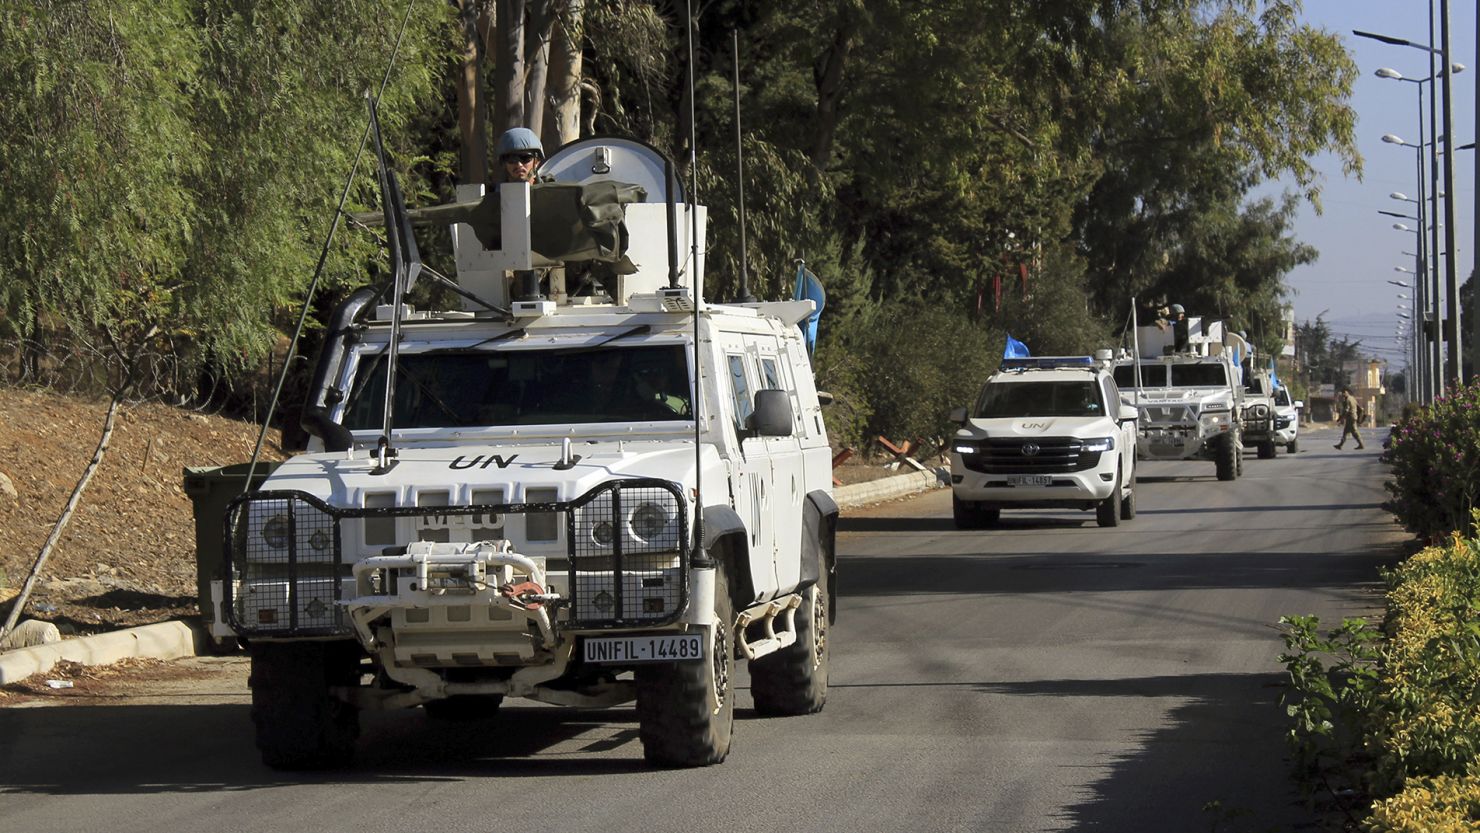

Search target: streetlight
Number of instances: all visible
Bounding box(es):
[1364,18,1463,385]
[1389,280,1413,288]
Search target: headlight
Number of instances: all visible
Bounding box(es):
[953,444,981,455]
[1082,436,1115,452]
[308,528,332,552]
[630,502,671,542]
[261,515,290,549]
[591,519,616,546]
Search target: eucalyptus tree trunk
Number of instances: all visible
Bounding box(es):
[493,0,527,131]
[543,0,583,148]
[454,0,491,183]
[522,0,555,137]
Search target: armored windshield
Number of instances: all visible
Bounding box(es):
[1113,364,1166,388]
[1113,363,1226,388]
[342,345,693,429]
[974,380,1103,418]
[1169,363,1229,387]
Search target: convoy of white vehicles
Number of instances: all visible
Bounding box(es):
[186,120,1302,771]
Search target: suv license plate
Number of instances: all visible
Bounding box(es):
[584,634,704,664]
[1008,474,1052,487]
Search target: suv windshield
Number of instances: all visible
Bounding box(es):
[342,345,693,429]
[974,380,1103,418]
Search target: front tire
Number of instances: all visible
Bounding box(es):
[1287,438,1299,454]
[1215,434,1238,481]
[249,641,361,770]
[1257,440,1277,459]
[1097,473,1122,527]
[637,564,735,767]
[750,559,830,716]
[952,496,999,529]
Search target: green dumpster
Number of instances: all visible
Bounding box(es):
[182,461,281,646]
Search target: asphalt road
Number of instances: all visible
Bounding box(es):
[1,426,1404,833]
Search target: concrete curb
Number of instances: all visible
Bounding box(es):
[0,620,204,686]
[834,466,948,509]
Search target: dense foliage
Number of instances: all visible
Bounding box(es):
[1281,534,1480,832]
[1383,380,1480,542]
[0,0,1359,444]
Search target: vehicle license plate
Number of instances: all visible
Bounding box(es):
[584,634,704,664]
[1007,474,1052,487]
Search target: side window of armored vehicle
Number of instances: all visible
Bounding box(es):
[760,354,805,435]
[727,354,755,435]
[1275,388,1291,407]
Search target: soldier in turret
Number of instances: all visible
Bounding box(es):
[495,127,545,184]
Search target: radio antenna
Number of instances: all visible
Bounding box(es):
[686,0,704,565]
[733,30,755,303]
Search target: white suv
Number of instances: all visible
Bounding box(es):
[1272,386,1301,454]
[948,354,1139,528]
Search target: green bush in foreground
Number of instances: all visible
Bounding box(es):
[1281,531,1480,831]
[1383,380,1480,541]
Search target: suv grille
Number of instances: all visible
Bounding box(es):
[958,438,1101,474]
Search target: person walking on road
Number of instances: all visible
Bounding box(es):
[1334,386,1364,450]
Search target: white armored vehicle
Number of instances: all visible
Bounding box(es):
[1238,364,1280,459]
[1113,314,1248,481]
[948,353,1139,528]
[205,137,837,769]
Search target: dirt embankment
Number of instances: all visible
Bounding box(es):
[0,388,278,634]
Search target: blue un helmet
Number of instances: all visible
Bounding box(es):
[495,127,544,160]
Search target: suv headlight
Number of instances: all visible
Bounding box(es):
[1082,436,1115,452]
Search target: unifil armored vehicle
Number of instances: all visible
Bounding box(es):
[193,134,837,769]
[1113,312,1248,481]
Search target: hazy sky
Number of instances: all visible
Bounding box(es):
[1275,0,1476,368]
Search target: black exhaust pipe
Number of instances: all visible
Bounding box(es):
[300,286,377,452]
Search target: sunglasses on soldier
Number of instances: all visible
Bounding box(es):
[502,152,539,164]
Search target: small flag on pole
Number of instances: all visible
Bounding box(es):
[1004,334,1030,359]
[793,261,826,355]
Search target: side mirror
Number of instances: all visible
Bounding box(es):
[1293,400,1304,410]
[816,390,835,406]
[1118,405,1139,423]
[750,389,794,437]
[949,407,968,424]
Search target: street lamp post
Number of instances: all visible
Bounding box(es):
[1360,19,1464,386]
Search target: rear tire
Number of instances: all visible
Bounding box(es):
[1097,474,1122,527]
[250,641,361,770]
[637,564,735,767]
[1215,434,1238,481]
[750,559,830,716]
[952,496,999,529]
[1257,440,1277,459]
